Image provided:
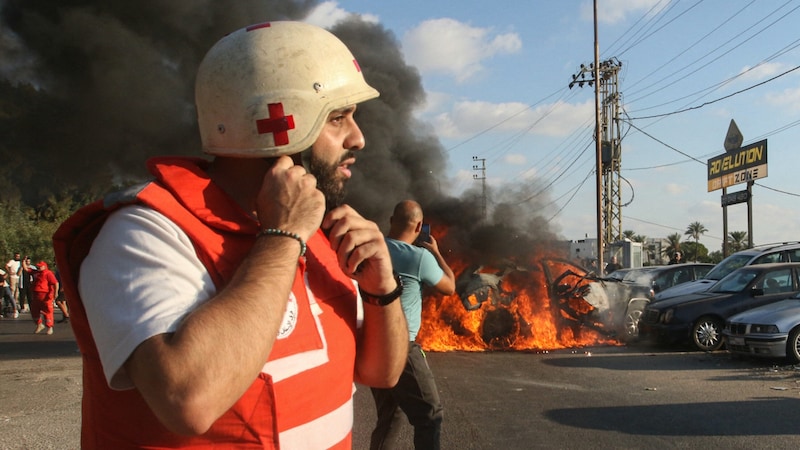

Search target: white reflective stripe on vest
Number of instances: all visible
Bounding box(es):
[262,275,328,382]
[278,395,353,449]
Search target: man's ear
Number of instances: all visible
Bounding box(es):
[414,221,422,233]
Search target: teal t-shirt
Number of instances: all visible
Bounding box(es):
[385,238,444,341]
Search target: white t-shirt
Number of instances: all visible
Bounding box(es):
[79,205,215,389]
[6,260,20,280]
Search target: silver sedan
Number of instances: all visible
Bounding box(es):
[724,293,800,363]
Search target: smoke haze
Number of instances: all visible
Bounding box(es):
[0,0,560,265]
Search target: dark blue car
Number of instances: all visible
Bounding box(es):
[639,263,800,351]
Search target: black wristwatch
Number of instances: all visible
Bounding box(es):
[359,274,403,306]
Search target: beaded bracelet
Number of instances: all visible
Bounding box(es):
[258,228,307,257]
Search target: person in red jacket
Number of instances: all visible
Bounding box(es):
[54,21,407,449]
[30,261,59,335]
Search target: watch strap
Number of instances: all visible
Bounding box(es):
[359,274,403,306]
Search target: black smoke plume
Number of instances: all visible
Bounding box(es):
[0,0,560,266]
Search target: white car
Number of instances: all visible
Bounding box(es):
[724,293,800,363]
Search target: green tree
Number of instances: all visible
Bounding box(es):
[727,231,749,253]
[622,230,636,241]
[0,190,94,267]
[707,250,724,264]
[684,221,708,262]
[682,241,710,263]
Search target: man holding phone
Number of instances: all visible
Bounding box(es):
[370,200,456,449]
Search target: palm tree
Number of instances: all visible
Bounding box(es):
[663,233,682,263]
[727,231,749,253]
[622,230,636,241]
[684,221,708,262]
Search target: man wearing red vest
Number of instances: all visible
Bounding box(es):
[54,21,408,449]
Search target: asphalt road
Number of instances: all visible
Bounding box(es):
[2,313,800,449]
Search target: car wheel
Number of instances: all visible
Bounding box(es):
[692,316,723,352]
[786,327,800,364]
[623,307,643,339]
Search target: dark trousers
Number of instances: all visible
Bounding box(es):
[370,342,443,450]
[18,286,31,310]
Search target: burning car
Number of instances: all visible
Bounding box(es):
[417,257,652,352]
[541,258,652,341]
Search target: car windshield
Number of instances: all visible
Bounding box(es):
[710,269,758,293]
[704,254,754,280]
[622,269,656,284]
[606,270,628,281]
[607,268,654,283]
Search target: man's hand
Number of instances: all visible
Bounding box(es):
[322,205,396,294]
[419,235,441,255]
[255,155,325,242]
[420,236,456,296]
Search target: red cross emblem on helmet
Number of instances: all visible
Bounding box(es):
[256,103,295,146]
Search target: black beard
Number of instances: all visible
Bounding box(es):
[309,151,354,211]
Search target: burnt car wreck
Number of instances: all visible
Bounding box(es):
[452,258,651,349]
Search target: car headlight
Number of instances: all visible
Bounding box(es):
[662,309,674,324]
[750,324,779,334]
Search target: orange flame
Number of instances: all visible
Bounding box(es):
[417,256,618,352]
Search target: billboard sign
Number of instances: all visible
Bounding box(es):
[707,139,767,192]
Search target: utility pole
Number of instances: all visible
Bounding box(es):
[569,57,623,256]
[472,156,487,220]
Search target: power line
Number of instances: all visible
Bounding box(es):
[625,0,800,107]
[444,86,566,154]
[546,167,595,224]
[624,121,706,164]
[615,0,704,58]
[605,0,678,58]
[755,182,800,198]
[622,0,756,94]
[627,64,800,120]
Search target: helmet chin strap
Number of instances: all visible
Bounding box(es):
[296,147,313,172]
[294,146,335,237]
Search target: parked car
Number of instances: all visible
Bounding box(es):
[655,242,800,301]
[639,262,800,352]
[724,293,800,363]
[608,263,714,298]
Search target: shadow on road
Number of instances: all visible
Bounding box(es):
[539,342,794,372]
[546,397,800,436]
[0,315,80,361]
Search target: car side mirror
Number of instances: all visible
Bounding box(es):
[751,287,764,297]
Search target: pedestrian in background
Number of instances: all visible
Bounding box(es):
[30,261,58,335]
[0,270,19,318]
[54,268,69,323]
[604,255,622,274]
[669,251,683,265]
[5,252,21,308]
[370,200,456,450]
[17,256,33,313]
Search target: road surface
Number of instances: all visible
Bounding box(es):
[2,313,800,449]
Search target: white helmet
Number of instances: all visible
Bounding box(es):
[195,21,379,158]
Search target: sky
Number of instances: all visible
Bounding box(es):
[303,0,800,250]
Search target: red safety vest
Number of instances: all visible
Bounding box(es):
[53,157,358,449]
